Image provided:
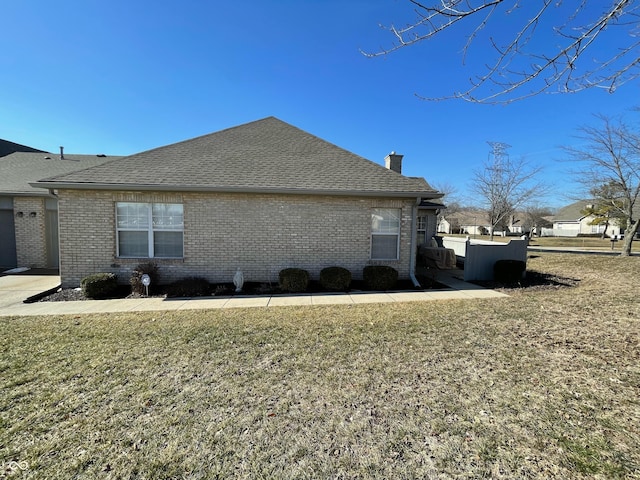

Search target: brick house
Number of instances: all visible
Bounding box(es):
[0,148,118,269]
[33,117,444,287]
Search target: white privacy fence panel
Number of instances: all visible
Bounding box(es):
[442,236,529,281]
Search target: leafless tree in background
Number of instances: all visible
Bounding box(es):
[472,143,545,240]
[364,1,640,103]
[564,114,640,256]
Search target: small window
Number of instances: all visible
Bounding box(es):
[371,208,400,260]
[116,202,184,258]
[416,215,427,245]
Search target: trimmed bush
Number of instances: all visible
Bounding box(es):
[131,262,159,295]
[494,259,526,284]
[165,277,211,298]
[319,266,352,291]
[363,265,398,291]
[81,273,118,299]
[279,268,310,293]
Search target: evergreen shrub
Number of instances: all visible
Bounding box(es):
[81,273,118,299]
[279,268,310,293]
[363,265,398,291]
[319,266,352,291]
[493,259,526,284]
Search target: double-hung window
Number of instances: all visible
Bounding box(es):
[371,208,400,260]
[116,202,184,258]
[416,214,427,245]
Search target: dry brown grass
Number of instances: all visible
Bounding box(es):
[448,233,640,252]
[1,253,639,479]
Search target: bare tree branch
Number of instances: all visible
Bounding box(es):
[564,113,640,255]
[363,0,640,103]
[471,143,547,240]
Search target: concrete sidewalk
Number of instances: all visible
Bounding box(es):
[0,270,508,317]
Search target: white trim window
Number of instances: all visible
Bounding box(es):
[416,214,427,245]
[116,202,184,258]
[371,208,400,260]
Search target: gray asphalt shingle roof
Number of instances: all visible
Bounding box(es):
[1,152,121,196]
[553,200,593,222]
[554,199,639,222]
[34,117,440,198]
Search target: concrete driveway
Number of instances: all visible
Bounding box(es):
[0,270,61,310]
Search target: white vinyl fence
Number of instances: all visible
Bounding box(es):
[441,236,529,281]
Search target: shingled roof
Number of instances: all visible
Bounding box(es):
[0,139,45,158]
[554,199,639,222]
[34,117,440,199]
[2,152,121,196]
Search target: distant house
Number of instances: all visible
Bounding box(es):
[547,200,623,238]
[0,150,119,269]
[439,209,538,237]
[33,117,444,288]
[438,209,491,236]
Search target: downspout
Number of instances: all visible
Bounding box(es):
[409,197,421,287]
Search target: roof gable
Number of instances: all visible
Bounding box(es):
[35,117,440,198]
[553,200,599,222]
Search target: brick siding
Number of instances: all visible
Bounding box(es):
[57,190,431,288]
[13,197,47,268]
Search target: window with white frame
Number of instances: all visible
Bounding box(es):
[416,214,427,245]
[371,208,400,260]
[116,202,184,258]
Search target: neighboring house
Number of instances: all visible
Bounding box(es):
[33,117,444,288]
[547,200,623,237]
[438,209,491,236]
[438,209,535,236]
[0,150,120,269]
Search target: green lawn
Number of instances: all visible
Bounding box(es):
[2,253,639,479]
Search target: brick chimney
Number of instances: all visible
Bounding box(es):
[384,151,403,174]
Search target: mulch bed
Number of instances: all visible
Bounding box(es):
[37,279,448,302]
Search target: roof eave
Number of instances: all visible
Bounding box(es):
[31,181,441,199]
[0,189,56,197]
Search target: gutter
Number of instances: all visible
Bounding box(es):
[29,181,443,200]
[409,197,421,288]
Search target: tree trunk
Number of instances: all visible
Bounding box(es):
[620,218,640,256]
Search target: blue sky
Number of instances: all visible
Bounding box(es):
[2,1,637,208]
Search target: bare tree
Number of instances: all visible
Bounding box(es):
[472,142,545,240]
[565,114,640,255]
[523,204,554,237]
[432,181,462,227]
[364,1,640,103]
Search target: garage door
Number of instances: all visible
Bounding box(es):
[0,198,17,268]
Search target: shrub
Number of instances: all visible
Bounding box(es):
[165,277,211,298]
[81,273,118,299]
[131,262,159,295]
[363,265,398,291]
[319,266,352,291]
[494,259,526,284]
[279,268,310,293]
